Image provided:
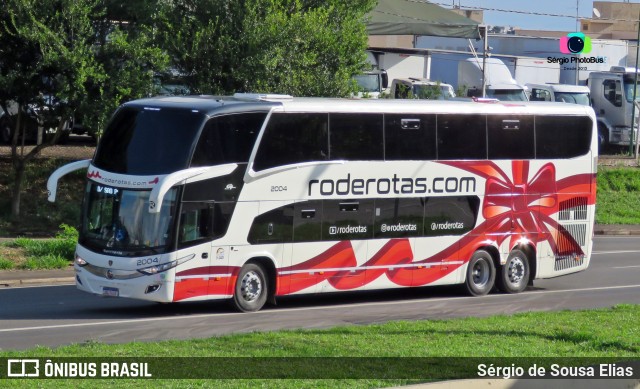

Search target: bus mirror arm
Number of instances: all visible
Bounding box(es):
[148,164,238,213]
[47,159,91,202]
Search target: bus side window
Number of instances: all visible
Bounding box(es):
[293,200,323,243]
[437,114,487,160]
[247,204,294,244]
[385,114,436,160]
[487,115,534,160]
[423,196,478,236]
[322,199,374,240]
[535,116,593,159]
[191,112,266,167]
[253,113,329,171]
[374,198,424,238]
[178,202,213,246]
[329,113,383,161]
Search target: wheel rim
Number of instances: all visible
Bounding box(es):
[507,257,525,286]
[240,270,262,303]
[472,259,490,287]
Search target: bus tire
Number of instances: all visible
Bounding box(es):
[496,249,530,294]
[232,263,268,312]
[464,250,495,296]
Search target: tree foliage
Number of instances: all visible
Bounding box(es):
[0,0,375,219]
[0,0,167,218]
[156,0,376,96]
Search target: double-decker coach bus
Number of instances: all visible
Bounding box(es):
[47,94,597,312]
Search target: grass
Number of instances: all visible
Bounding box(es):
[596,166,640,224]
[0,224,77,269]
[0,304,639,386]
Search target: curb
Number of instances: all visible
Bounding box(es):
[0,276,75,288]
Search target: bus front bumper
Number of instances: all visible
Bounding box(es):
[74,263,175,303]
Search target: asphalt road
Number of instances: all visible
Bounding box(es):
[1,236,639,351]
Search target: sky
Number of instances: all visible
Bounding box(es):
[436,0,640,31]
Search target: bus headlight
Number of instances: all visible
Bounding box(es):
[138,261,176,275]
[137,254,195,276]
[75,254,88,267]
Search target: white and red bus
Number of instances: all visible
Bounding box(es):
[48,94,597,312]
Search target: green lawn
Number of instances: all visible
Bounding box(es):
[596,166,640,224]
[1,305,639,387]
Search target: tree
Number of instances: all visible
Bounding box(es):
[0,0,167,219]
[156,0,376,96]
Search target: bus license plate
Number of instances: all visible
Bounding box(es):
[102,287,119,297]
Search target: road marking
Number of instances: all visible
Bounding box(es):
[612,266,640,269]
[2,283,640,334]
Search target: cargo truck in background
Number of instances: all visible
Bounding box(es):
[587,66,640,151]
[458,58,528,101]
[353,69,388,98]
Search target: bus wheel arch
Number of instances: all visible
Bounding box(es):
[231,259,273,312]
[496,246,532,294]
[231,257,276,312]
[464,249,496,296]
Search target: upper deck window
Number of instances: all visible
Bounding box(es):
[191,112,267,167]
[253,113,329,171]
[329,113,383,161]
[94,107,205,175]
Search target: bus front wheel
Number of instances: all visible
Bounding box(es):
[496,249,530,294]
[464,250,495,296]
[232,263,268,312]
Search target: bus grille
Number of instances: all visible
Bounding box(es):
[555,196,588,271]
[554,255,584,271]
[559,223,587,247]
[558,197,587,221]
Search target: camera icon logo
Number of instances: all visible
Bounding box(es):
[560,32,591,54]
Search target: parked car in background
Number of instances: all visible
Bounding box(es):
[0,97,72,145]
[391,78,455,100]
[526,83,590,106]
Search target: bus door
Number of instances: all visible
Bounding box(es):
[175,201,222,300]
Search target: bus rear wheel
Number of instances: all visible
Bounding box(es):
[496,249,530,294]
[232,263,268,312]
[464,250,495,296]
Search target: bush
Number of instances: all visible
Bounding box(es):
[0,257,15,270]
[13,224,77,261]
[21,255,70,270]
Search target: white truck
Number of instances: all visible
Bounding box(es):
[526,83,590,106]
[390,78,455,100]
[353,69,389,98]
[458,58,528,101]
[587,66,640,151]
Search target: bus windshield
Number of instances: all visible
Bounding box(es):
[81,183,178,255]
[93,107,205,175]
